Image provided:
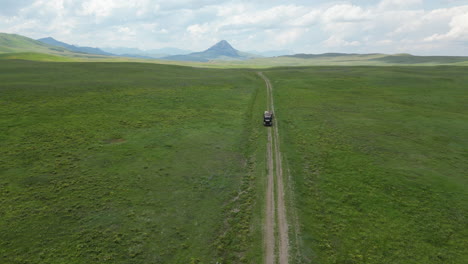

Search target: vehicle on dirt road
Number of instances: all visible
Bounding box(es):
[264,111,273,126]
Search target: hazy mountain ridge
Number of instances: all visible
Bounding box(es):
[37,37,114,56]
[249,49,294,57]
[37,37,191,58]
[101,47,193,58]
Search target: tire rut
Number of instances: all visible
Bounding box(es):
[258,72,289,264]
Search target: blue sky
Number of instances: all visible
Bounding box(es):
[1,0,468,55]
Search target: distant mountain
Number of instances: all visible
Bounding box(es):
[0,33,72,54]
[162,40,259,62]
[119,54,155,59]
[37,37,114,56]
[203,40,240,57]
[101,46,192,58]
[101,47,145,55]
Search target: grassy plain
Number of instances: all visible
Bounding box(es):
[0,52,76,62]
[0,60,267,263]
[265,67,468,263]
[1,58,467,264]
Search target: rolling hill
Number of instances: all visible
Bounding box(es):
[370,54,468,64]
[283,52,381,59]
[279,53,468,65]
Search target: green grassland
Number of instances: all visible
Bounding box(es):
[264,67,468,263]
[210,54,468,68]
[0,52,156,63]
[0,52,76,62]
[3,52,467,68]
[0,60,268,263]
[1,57,467,264]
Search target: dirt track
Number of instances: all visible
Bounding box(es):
[259,72,289,264]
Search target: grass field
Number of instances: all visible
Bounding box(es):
[1,59,467,263]
[0,60,267,263]
[0,52,76,62]
[265,66,468,263]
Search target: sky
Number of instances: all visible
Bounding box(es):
[1,0,468,55]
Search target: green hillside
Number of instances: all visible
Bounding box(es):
[0,33,68,53]
[372,54,468,65]
[0,33,114,60]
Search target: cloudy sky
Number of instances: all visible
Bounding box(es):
[1,0,468,55]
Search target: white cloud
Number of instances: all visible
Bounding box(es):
[322,4,371,23]
[377,0,423,10]
[424,10,468,41]
[323,36,361,48]
[215,3,248,17]
[290,9,320,27]
[117,26,132,34]
[79,0,115,17]
[187,23,210,35]
[223,5,306,28]
[274,28,307,45]
[1,0,468,55]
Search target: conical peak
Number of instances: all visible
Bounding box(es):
[207,40,235,51]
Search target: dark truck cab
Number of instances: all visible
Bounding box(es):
[263,111,273,126]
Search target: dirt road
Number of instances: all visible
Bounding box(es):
[258,72,289,264]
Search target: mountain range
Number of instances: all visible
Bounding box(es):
[1,33,263,61]
[1,32,467,66]
[37,37,259,61]
[37,37,114,56]
[101,47,193,58]
[37,37,194,59]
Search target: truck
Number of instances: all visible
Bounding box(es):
[263,111,273,126]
